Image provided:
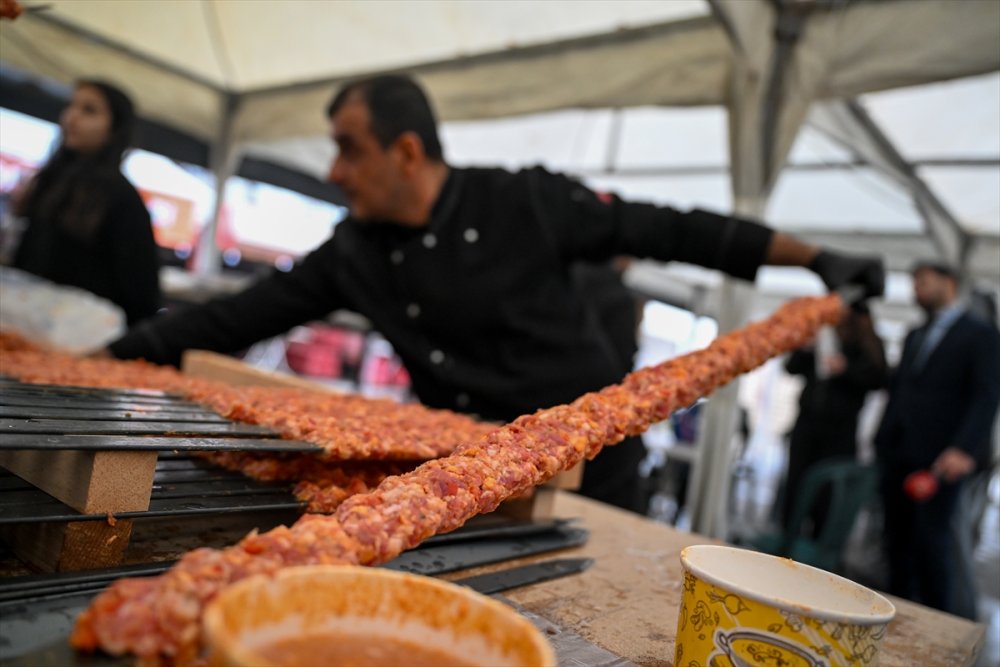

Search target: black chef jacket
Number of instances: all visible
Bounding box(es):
[112,166,772,511]
[112,166,770,422]
[112,165,771,422]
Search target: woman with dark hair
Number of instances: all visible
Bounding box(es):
[780,303,889,530]
[11,79,160,325]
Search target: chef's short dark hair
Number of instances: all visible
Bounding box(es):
[912,259,961,283]
[327,74,443,161]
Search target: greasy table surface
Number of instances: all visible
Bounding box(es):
[443,491,985,667]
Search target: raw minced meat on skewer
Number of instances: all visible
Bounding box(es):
[67,294,842,665]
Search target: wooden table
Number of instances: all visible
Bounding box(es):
[443,491,985,667]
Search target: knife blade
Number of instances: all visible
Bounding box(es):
[421,518,577,546]
[452,557,593,595]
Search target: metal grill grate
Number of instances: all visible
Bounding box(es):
[0,377,320,452]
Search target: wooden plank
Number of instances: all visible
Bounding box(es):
[0,519,133,572]
[0,449,156,572]
[182,350,338,392]
[547,462,583,490]
[498,487,557,521]
[0,449,156,514]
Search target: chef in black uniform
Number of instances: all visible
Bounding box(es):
[108,75,883,512]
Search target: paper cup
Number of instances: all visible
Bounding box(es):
[675,545,895,667]
[203,565,556,667]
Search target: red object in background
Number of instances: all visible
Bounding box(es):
[285,325,365,379]
[360,337,411,389]
[903,470,940,502]
[286,339,342,378]
[0,0,24,20]
[284,325,411,390]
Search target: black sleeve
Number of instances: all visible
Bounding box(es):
[954,321,1000,457]
[840,342,889,391]
[785,349,815,377]
[526,167,773,281]
[105,183,161,326]
[109,238,345,366]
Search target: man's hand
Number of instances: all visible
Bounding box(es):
[932,447,976,483]
[820,351,847,376]
[809,250,885,300]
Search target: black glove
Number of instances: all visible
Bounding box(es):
[809,250,885,300]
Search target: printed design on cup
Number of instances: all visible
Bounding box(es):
[779,610,804,632]
[676,574,888,667]
[844,625,884,666]
[680,599,721,640]
[712,629,826,667]
[707,591,750,616]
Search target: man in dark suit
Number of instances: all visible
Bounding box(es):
[875,260,1000,618]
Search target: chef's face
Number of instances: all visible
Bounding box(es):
[329,97,410,221]
[912,268,956,313]
[60,85,112,154]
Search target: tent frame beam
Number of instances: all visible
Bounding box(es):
[809,100,973,268]
[31,11,223,93]
[843,100,972,267]
[238,15,719,99]
[573,157,1000,178]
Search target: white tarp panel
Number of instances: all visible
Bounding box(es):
[861,73,1000,161]
[811,0,1000,99]
[920,167,1000,236]
[0,13,222,141]
[768,168,923,234]
[3,0,997,150]
[231,15,731,144]
[38,0,708,91]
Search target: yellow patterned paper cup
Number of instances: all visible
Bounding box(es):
[675,545,895,667]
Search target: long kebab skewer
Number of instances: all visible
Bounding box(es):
[71,294,843,665]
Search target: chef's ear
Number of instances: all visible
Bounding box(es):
[393,131,426,173]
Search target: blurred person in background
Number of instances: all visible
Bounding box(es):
[780,303,888,532]
[105,74,884,512]
[4,80,161,326]
[875,261,1000,618]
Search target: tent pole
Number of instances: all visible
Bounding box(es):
[688,0,776,540]
[604,108,624,173]
[691,0,819,539]
[195,93,240,277]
